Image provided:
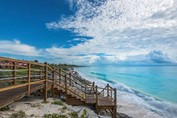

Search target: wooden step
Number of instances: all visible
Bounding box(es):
[65,94,85,105]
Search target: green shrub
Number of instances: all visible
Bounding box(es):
[58,115,67,118]
[52,100,63,105]
[69,112,78,118]
[81,109,87,118]
[10,111,26,118]
[43,114,66,118]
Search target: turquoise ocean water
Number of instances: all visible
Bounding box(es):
[75,65,177,117]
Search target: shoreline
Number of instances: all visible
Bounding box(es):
[74,68,177,118]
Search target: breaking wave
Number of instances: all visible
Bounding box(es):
[76,69,177,118]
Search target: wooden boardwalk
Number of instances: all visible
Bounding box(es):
[0,57,117,118]
[0,83,44,108]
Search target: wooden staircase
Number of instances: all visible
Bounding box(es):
[0,57,117,118]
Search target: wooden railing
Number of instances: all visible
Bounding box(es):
[0,57,48,101]
[0,57,117,106]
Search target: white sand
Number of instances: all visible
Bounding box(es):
[0,96,162,118]
[1,93,169,118]
[0,97,109,118]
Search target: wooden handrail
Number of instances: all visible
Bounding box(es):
[0,57,45,67]
[53,68,91,91]
[30,80,45,85]
[16,65,28,69]
[53,67,115,102]
[59,69,91,85]
[0,75,45,81]
[0,56,117,116]
[0,83,28,92]
[53,68,94,100]
[99,85,107,95]
[0,80,45,93]
[0,69,43,72]
[59,73,85,88]
[47,65,54,71]
[0,64,14,67]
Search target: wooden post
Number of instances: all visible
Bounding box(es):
[12,62,16,85]
[114,88,117,106]
[65,74,67,94]
[52,71,55,97]
[107,84,109,97]
[92,82,95,92]
[44,62,48,102]
[85,79,86,99]
[96,85,98,105]
[59,68,61,83]
[40,71,42,79]
[95,85,98,113]
[69,73,72,86]
[113,88,117,118]
[27,63,31,96]
[111,88,112,98]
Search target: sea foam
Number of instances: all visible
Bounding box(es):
[75,69,177,118]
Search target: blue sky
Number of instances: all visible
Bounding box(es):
[0,0,177,65]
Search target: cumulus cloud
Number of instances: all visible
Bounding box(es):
[46,0,177,65]
[148,50,171,63]
[0,40,41,56]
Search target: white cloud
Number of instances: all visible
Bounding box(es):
[0,40,41,56]
[46,0,177,64]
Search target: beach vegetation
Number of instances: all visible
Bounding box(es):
[10,111,26,118]
[43,113,66,118]
[49,63,85,71]
[52,100,64,105]
[58,114,67,118]
[81,109,87,118]
[69,111,78,118]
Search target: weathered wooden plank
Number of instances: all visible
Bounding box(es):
[0,83,28,92]
[0,83,44,109]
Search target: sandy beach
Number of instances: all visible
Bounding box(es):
[0,95,161,118]
[0,97,103,118]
